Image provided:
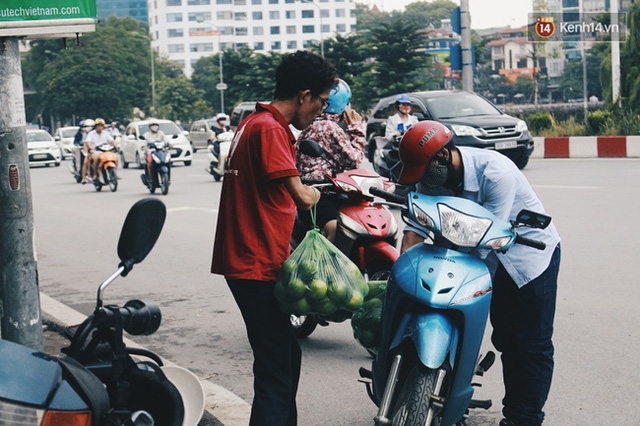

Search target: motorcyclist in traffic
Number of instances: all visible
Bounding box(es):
[83,118,117,183]
[141,118,171,184]
[384,93,419,141]
[296,79,365,242]
[211,113,231,159]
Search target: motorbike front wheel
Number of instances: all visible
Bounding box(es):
[390,365,445,426]
[107,168,118,192]
[160,171,170,195]
[290,314,318,338]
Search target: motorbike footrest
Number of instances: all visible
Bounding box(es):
[359,367,372,379]
[475,351,495,376]
[468,398,492,410]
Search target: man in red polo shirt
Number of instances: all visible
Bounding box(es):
[212,50,337,426]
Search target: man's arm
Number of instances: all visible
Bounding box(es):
[282,176,321,211]
[401,229,425,253]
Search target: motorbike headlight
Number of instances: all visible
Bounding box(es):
[0,399,43,424]
[438,204,492,247]
[515,120,529,132]
[484,236,512,250]
[450,277,492,306]
[450,124,482,137]
[339,213,368,235]
[413,205,435,230]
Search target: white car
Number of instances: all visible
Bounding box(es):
[121,119,193,168]
[26,129,62,167]
[53,126,78,160]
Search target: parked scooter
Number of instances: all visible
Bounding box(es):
[290,139,400,338]
[0,198,205,426]
[141,138,171,195]
[92,143,119,192]
[206,131,234,181]
[359,187,550,426]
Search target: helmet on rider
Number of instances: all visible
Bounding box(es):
[83,119,95,128]
[148,118,160,132]
[94,118,106,127]
[325,79,352,114]
[397,120,453,185]
[79,120,85,126]
[395,94,413,115]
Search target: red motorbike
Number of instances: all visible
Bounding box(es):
[291,140,400,337]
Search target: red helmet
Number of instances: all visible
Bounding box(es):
[397,120,453,184]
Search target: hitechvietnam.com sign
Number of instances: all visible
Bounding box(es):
[0,0,96,38]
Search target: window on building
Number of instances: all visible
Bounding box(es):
[217,11,232,19]
[236,42,248,48]
[190,26,213,34]
[220,26,234,35]
[253,11,263,19]
[271,26,281,34]
[236,27,248,36]
[302,25,314,33]
[168,28,184,37]
[517,58,527,68]
[254,41,264,49]
[220,42,233,49]
[252,0,262,4]
[320,10,329,18]
[286,11,296,19]
[253,26,264,35]
[303,40,313,48]
[167,12,183,21]
[302,10,314,18]
[336,23,345,32]
[188,11,211,21]
[286,25,296,34]
[176,60,185,66]
[492,46,504,55]
[285,0,294,3]
[167,0,181,5]
[272,41,281,49]
[187,0,210,4]
[321,24,329,33]
[269,0,278,3]
[335,9,345,17]
[350,24,356,32]
[287,40,297,49]
[319,0,328,2]
[217,0,231,3]
[235,12,247,20]
[190,43,214,52]
[168,44,185,53]
[270,11,280,19]
[234,0,247,4]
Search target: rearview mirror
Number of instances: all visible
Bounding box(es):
[172,134,179,139]
[139,135,146,140]
[515,209,551,229]
[298,139,324,158]
[117,198,166,276]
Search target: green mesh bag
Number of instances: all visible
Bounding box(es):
[351,282,386,355]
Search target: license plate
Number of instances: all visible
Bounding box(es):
[33,154,48,160]
[495,141,517,150]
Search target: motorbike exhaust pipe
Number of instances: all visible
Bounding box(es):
[374,354,402,425]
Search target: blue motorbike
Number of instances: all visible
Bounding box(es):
[361,187,550,426]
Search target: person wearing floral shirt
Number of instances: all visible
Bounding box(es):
[296,79,365,241]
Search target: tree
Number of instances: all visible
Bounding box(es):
[620,1,640,112]
[404,0,458,28]
[155,75,211,122]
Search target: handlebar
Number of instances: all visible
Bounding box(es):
[369,187,406,205]
[301,178,330,186]
[515,234,546,250]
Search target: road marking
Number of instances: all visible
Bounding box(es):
[532,185,602,190]
[167,207,218,214]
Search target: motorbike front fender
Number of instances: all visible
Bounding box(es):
[389,311,458,369]
[160,165,169,173]
[103,162,117,170]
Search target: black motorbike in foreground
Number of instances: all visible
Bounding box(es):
[0,198,205,426]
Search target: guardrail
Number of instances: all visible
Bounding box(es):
[532,136,640,158]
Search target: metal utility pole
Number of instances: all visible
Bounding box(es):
[611,0,621,104]
[0,37,43,350]
[460,0,473,91]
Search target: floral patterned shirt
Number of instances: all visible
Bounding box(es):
[296,112,366,180]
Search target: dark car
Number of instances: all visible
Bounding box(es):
[365,90,534,169]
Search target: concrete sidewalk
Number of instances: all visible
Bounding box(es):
[39,292,251,426]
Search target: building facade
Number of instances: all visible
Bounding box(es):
[147,0,358,77]
[96,0,148,22]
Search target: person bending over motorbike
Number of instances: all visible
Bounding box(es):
[141,118,171,183]
[384,93,419,141]
[397,120,561,426]
[83,118,114,183]
[296,79,365,242]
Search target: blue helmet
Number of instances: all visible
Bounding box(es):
[395,93,412,104]
[325,79,352,114]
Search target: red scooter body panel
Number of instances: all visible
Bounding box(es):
[340,202,395,238]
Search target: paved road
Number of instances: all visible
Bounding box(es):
[28,154,640,425]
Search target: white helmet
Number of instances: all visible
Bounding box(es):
[148,118,160,126]
[83,119,95,127]
[215,113,228,121]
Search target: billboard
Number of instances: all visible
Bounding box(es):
[0,0,96,38]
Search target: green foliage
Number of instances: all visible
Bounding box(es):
[526,110,554,134]
[620,2,640,113]
[155,75,210,123]
[404,0,458,28]
[538,116,585,137]
[586,110,612,135]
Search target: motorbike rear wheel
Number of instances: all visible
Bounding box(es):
[160,171,170,195]
[390,364,445,426]
[107,168,118,192]
[291,314,318,338]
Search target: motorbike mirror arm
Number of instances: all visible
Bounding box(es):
[96,265,126,308]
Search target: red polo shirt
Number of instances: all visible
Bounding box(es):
[211,102,299,281]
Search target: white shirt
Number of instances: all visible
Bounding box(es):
[409,146,561,287]
[85,130,114,151]
[385,113,419,140]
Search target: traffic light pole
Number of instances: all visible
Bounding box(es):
[0,37,43,350]
[460,0,473,92]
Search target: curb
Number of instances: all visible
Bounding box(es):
[39,292,251,426]
[532,136,640,158]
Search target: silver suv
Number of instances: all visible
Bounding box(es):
[188,119,219,152]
